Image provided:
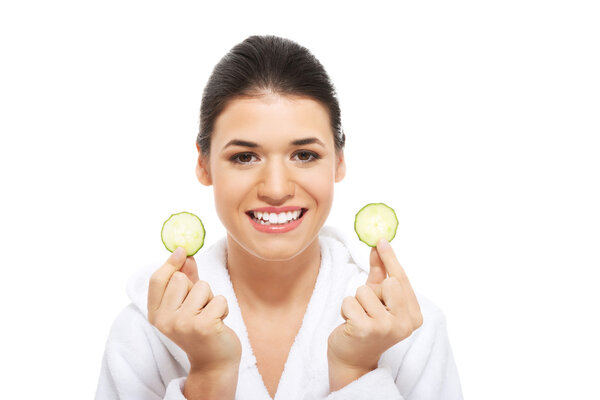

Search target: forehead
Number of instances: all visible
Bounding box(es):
[211,93,334,149]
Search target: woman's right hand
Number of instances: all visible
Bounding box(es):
[147,247,242,374]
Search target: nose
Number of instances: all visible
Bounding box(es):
[257,158,294,204]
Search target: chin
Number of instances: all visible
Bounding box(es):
[229,229,318,262]
[246,241,306,262]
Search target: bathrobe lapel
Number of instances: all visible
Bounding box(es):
[126,226,369,400]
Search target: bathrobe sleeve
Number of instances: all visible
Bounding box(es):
[95,304,188,400]
[325,306,463,400]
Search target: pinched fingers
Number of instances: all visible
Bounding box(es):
[376,239,419,302]
[160,271,194,311]
[381,277,408,316]
[148,247,188,313]
[376,239,408,283]
[365,282,383,302]
[355,285,388,319]
[174,295,229,339]
[180,255,199,284]
[382,277,423,333]
[367,247,387,284]
[178,280,214,316]
[340,296,369,324]
[201,295,230,322]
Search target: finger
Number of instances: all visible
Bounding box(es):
[366,282,383,301]
[383,277,423,330]
[148,247,188,312]
[377,239,420,309]
[381,277,408,316]
[367,246,387,286]
[179,280,214,316]
[376,239,409,285]
[200,294,230,321]
[180,256,199,284]
[340,296,369,323]
[355,285,388,319]
[409,299,424,330]
[160,271,191,311]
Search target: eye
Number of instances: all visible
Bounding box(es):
[230,152,258,164]
[293,150,320,163]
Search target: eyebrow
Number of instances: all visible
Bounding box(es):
[222,137,325,150]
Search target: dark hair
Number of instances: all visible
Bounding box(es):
[197,35,345,156]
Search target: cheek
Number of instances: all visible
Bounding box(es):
[298,165,336,206]
[211,169,251,218]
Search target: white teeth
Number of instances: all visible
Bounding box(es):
[278,213,288,224]
[251,209,303,225]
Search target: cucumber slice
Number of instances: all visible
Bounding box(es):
[161,211,205,256]
[354,203,398,247]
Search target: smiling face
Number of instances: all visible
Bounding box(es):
[196,93,345,261]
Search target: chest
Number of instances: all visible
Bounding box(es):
[244,314,305,398]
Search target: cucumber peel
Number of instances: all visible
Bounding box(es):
[354,203,398,247]
[161,211,205,256]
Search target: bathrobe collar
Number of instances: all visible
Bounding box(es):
[125,225,369,378]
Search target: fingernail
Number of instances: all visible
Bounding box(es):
[173,247,185,257]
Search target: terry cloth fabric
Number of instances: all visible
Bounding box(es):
[95,226,463,399]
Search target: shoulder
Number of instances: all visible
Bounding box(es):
[100,304,165,387]
[103,302,188,376]
[104,303,157,353]
[104,302,181,367]
[98,303,188,398]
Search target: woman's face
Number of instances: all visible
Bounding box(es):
[196,93,345,261]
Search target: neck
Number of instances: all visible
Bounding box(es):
[225,235,321,313]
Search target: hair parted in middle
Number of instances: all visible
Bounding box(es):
[197,35,345,156]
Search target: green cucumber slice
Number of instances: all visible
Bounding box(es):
[161,211,205,256]
[354,203,398,247]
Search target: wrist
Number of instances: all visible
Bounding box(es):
[184,364,239,400]
[327,357,376,392]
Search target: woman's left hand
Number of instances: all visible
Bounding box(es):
[327,238,423,391]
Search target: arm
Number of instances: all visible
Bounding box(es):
[183,366,239,400]
[95,304,187,400]
[95,305,241,400]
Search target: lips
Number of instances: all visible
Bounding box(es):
[245,207,307,221]
[247,206,305,213]
[245,207,308,233]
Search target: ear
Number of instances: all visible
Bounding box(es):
[334,151,346,183]
[195,144,212,186]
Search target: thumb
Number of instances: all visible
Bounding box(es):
[367,246,387,284]
[366,246,387,298]
[180,255,199,284]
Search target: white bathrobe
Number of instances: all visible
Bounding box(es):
[95,226,463,399]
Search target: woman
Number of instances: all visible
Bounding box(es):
[96,35,463,400]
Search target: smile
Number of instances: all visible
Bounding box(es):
[245,208,308,233]
[247,209,306,224]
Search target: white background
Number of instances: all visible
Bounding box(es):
[1,1,599,398]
